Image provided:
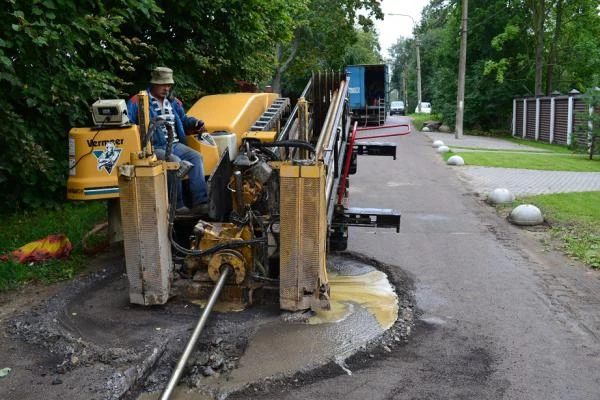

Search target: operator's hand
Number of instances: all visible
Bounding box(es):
[194,120,206,133]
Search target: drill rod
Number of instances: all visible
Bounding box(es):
[160,265,232,400]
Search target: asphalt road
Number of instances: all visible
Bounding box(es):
[234,116,600,399]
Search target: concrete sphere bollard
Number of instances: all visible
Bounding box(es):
[487,188,515,205]
[436,145,449,153]
[508,204,544,226]
[432,140,444,148]
[447,155,464,165]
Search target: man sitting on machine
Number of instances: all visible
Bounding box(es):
[127,66,209,215]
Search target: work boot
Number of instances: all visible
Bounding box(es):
[190,203,209,215]
[175,206,191,215]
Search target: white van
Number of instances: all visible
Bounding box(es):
[390,101,405,115]
[415,102,432,114]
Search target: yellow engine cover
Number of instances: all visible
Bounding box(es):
[187,93,279,148]
[67,126,141,200]
[186,134,221,176]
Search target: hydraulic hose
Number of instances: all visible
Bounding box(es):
[165,170,266,258]
[142,118,167,150]
[169,231,266,258]
[167,170,178,228]
[165,123,174,160]
[257,140,316,156]
[257,146,280,161]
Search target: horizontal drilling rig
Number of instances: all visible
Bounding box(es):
[67,71,402,312]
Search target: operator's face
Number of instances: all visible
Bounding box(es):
[150,84,172,101]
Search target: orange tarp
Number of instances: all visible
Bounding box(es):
[0,234,72,263]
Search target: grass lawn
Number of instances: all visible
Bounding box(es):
[449,146,553,153]
[499,192,600,268]
[503,137,575,154]
[409,113,441,131]
[0,201,107,291]
[443,151,600,172]
[437,135,599,268]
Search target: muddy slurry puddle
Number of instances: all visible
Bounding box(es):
[309,269,399,330]
[5,252,414,400]
[140,253,414,399]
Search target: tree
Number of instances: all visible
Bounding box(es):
[1,0,386,211]
[414,0,459,123]
[546,0,600,92]
[122,0,299,101]
[271,0,383,94]
[1,0,162,210]
[583,88,600,158]
[392,0,599,132]
[389,38,413,107]
[343,29,382,67]
[529,0,545,96]
[545,0,563,94]
[484,0,600,95]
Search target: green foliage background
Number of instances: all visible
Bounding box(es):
[0,0,383,212]
[388,0,600,131]
[8,0,598,212]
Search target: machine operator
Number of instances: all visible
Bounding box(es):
[127,66,209,215]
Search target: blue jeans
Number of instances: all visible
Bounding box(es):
[155,143,208,208]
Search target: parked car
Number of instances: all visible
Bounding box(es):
[414,102,432,114]
[390,100,405,115]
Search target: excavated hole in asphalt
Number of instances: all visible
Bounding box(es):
[7,251,415,400]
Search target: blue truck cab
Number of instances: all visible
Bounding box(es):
[345,64,388,126]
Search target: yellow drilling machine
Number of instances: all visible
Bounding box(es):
[67,71,401,313]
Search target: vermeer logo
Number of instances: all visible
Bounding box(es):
[87,138,124,147]
[93,142,122,174]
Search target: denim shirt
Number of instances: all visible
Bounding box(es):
[127,87,199,148]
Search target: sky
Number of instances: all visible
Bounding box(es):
[374,0,431,59]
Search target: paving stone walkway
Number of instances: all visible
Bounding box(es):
[425,131,546,151]
[455,166,600,196]
[423,132,600,196]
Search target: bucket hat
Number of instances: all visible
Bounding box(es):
[150,67,174,85]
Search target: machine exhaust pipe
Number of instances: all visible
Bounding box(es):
[160,265,232,400]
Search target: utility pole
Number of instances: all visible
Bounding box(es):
[455,0,468,139]
[416,37,422,113]
[387,13,422,113]
[402,69,408,110]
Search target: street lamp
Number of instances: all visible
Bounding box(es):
[387,13,422,113]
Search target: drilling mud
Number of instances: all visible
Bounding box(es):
[309,269,399,329]
[1,251,414,400]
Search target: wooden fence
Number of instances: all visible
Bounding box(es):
[512,91,592,148]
